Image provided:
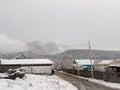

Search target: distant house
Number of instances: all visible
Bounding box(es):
[0,59,54,74]
[73,59,95,70]
[94,59,116,71]
[14,54,28,59]
[106,59,120,73]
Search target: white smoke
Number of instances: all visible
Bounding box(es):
[0,33,28,53]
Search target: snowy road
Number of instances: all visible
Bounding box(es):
[55,72,120,90]
[0,74,78,90]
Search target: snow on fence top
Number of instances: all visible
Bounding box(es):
[0,59,53,65]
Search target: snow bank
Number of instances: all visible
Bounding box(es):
[0,74,78,90]
[88,78,120,89]
[0,73,8,78]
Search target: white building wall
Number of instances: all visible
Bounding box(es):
[23,66,32,73]
[22,66,52,74]
[32,66,52,74]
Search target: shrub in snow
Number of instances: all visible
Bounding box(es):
[6,68,25,79]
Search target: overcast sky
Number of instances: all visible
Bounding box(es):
[0,0,120,50]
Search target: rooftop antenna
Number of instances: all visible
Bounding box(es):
[89,40,94,78]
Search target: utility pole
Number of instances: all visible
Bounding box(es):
[89,40,94,78]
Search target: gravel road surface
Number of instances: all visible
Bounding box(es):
[55,72,120,90]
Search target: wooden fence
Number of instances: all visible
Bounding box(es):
[63,68,120,83]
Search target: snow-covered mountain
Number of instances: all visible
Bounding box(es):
[27,41,72,55]
[0,41,85,59]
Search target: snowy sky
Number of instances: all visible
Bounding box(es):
[0,33,28,53]
[0,0,120,50]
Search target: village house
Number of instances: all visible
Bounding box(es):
[0,59,54,74]
[72,59,120,72]
[94,59,116,71]
[73,59,95,70]
[106,59,120,73]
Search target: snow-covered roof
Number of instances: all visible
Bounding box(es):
[110,64,120,67]
[110,60,120,67]
[0,59,53,65]
[75,59,95,65]
[98,60,113,65]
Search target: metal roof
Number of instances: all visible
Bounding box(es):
[0,59,53,65]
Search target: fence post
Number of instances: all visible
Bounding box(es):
[77,67,80,76]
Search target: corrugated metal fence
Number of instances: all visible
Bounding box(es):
[63,68,120,83]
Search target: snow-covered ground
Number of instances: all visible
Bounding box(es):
[88,78,120,89]
[0,74,78,90]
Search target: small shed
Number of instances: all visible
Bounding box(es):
[0,59,54,74]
